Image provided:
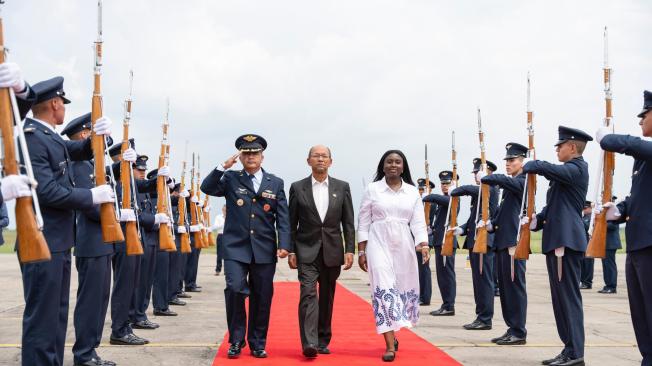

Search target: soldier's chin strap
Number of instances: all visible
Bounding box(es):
[555,246,565,282]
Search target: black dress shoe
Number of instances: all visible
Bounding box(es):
[542,353,564,365]
[154,309,178,316]
[177,292,192,299]
[579,283,592,290]
[110,333,147,345]
[251,349,268,358]
[215,271,221,276]
[463,320,492,330]
[598,287,616,294]
[186,287,202,293]
[74,357,117,366]
[169,298,186,306]
[132,319,160,329]
[496,335,526,345]
[549,355,584,366]
[429,308,455,316]
[303,344,318,358]
[317,346,331,354]
[491,332,509,343]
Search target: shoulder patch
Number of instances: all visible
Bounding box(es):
[24,127,35,133]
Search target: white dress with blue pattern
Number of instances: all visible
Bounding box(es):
[357,179,429,334]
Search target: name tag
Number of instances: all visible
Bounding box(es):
[261,191,276,200]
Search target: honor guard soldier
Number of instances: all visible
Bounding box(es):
[63,113,132,366]
[21,77,115,366]
[169,184,191,303]
[524,125,592,366]
[201,134,291,359]
[597,90,652,366]
[580,201,594,289]
[450,158,499,331]
[480,142,528,345]
[423,171,458,316]
[598,196,621,294]
[416,178,435,306]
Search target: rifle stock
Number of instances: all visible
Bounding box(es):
[472,109,489,254]
[189,154,204,248]
[178,161,192,253]
[157,121,176,252]
[0,17,50,263]
[515,75,536,260]
[441,132,458,257]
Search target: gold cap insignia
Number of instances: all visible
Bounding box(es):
[243,135,257,142]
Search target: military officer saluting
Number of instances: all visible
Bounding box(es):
[423,170,458,316]
[20,77,115,366]
[596,90,652,366]
[480,143,529,345]
[201,134,291,359]
[525,125,592,366]
[450,158,499,331]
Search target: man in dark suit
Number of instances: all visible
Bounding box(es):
[21,77,115,366]
[526,125,592,366]
[287,145,355,358]
[598,90,652,365]
[201,134,291,359]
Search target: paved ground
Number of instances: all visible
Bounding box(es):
[0,253,642,365]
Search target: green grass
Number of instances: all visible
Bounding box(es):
[0,230,626,255]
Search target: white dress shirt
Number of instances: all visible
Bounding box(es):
[216,164,263,192]
[312,176,329,222]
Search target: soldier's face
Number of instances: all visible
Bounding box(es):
[134,169,146,179]
[307,146,332,174]
[53,98,66,125]
[383,153,403,178]
[505,157,523,176]
[240,151,263,171]
[441,182,450,194]
[640,110,652,137]
[556,142,573,162]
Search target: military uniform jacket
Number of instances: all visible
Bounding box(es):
[71,160,115,257]
[483,173,525,250]
[451,184,499,249]
[606,221,622,250]
[423,193,459,248]
[23,118,94,253]
[201,168,291,264]
[582,213,591,241]
[524,157,589,253]
[601,134,652,252]
[137,189,158,247]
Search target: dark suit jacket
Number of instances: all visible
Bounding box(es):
[289,176,355,267]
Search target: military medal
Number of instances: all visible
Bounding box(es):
[263,204,271,212]
[237,199,244,206]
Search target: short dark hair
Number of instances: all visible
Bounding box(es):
[373,150,415,186]
[569,140,587,155]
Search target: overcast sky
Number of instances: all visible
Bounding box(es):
[3,0,651,228]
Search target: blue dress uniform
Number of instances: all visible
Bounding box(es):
[600,218,621,292]
[20,77,96,366]
[580,206,594,289]
[423,170,458,315]
[110,155,157,342]
[60,114,116,365]
[200,134,291,355]
[525,126,592,364]
[451,158,499,329]
[131,170,161,326]
[168,193,187,303]
[184,189,202,292]
[481,142,529,343]
[600,91,652,365]
[416,178,434,306]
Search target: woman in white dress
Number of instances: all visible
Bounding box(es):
[357,150,430,362]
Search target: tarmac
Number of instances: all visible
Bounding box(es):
[0,253,642,365]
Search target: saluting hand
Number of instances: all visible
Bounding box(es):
[343,253,354,270]
[223,153,241,170]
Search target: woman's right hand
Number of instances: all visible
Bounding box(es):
[358,254,368,272]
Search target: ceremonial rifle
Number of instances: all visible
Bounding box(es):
[0,4,50,263]
[586,27,614,259]
[121,71,143,255]
[92,0,124,243]
[197,156,210,247]
[189,153,204,248]
[178,145,192,254]
[473,108,490,275]
[424,144,432,227]
[156,102,176,252]
[441,131,458,258]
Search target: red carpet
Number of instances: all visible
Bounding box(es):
[212,281,461,365]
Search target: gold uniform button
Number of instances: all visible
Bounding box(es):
[250,230,254,234]
[252,198,257,202]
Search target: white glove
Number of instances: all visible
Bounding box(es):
[508,246,516,256]
[529,214,538,230]
[122,148,137,163]
[520,216,530,226]
[204,205,211,213]
[189,224,200,232]
[477,220,493,231]
[154,213,170,224]
[596,126,612,144]
[475,170,486,181]
[602,202,621,220]
[0,62,26,93]
[91,185,115,204]
[451,226,463,236]
[0,174,32,201]
[158,166,170,177]
[555,246,565,257]
[167,177,176,189]
[190,195,199,203]
[93,116,112,136]
[177,226,187,234]
[197,199,204,207]
[119,209,136,222]
[180,189,190,198]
